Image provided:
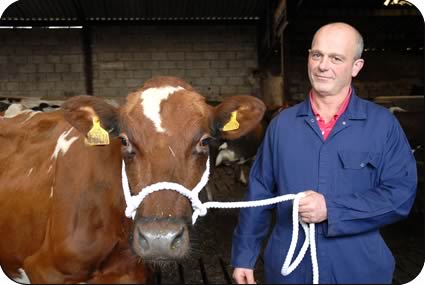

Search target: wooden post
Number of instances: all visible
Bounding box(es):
[81,25,93,95]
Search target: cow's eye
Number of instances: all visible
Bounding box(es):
[119,134,136,160]
[201,137,211,146]
[120,137,128,146]
[119,134,129,146]
[196,134,211,154]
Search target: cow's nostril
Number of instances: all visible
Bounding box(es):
[133,218,190,259]
[170,226,184,251]
[138,228,149,251]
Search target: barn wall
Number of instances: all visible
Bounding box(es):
[0,29,85,98]
[92,25,258,100]
[0,24,258,101]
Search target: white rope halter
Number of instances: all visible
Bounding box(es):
[121,157,319,284]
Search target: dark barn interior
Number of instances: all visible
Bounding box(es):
[1,0,423,284]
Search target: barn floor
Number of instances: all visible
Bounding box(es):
[156,164,424,284]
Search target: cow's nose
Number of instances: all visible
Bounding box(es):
[133,218,189,260]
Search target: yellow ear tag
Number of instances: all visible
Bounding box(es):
[222,111,240,132]
[86,117,110,146]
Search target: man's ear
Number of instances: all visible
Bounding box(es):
[62,95,121,139]
[214,95,266,140]
[352,58,364,77]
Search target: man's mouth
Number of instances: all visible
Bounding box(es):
[314,75,332,81]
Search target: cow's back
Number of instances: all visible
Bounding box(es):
[0,111,69,271]
[0,109,133,282]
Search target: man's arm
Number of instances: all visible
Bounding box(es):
[231,119,278,271]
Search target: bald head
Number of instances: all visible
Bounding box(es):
[312,22,364,60]
[307,22,365,97]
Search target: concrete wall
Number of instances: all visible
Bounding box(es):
[92,25,257,100]
[0,29,85,98]
[0,25,258,101]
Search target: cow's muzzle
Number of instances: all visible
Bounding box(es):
[132,217,189,260]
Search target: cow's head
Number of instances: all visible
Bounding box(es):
[62,76,265,261]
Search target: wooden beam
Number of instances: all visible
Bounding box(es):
[81,26,93,95]
[374,95,424,102]
[273,0,287,36]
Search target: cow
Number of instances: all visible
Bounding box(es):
[0,98,64,118]
[0,76,266,283]
[212,100,296,186]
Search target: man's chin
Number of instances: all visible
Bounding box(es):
[312,84,333,95]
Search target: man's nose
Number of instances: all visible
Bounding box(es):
[318,56,331,70]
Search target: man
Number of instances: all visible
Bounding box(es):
[231,22,417,284]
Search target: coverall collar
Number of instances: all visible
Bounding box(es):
[296,87,367,120]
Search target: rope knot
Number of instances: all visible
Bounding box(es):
[191,201,208,224]
[125,207,135,219]
[195,204,208,216]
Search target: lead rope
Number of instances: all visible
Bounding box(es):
[122,158,319,284]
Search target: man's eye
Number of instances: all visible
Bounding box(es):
[312,53,322,59]
[331,56,343,63]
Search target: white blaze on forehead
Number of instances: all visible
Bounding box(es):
[140,86,184,133]
[51,128,78,160]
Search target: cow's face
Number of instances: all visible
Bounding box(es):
[62,76,265,261]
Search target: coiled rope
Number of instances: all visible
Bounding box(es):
[122,157,319,284]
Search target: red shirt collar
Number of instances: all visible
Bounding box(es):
[310,87,352,121]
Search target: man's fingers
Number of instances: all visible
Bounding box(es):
[298,201,313,212]
[233,268,255,284]
[246,272,256,284]
[299,191,315,205]
[233,273,245,284]
[302,190,316,196]
[298,191,327,223]
[299,210,313,223]
[301,216,312,223]
[299,211,310,219]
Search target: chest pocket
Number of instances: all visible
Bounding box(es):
[338,150,380,193]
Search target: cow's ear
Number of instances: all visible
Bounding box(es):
[214,95,265,140]
[62,95,121,138]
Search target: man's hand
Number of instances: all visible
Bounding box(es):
[233,268,256,284]
[298,190,327,223]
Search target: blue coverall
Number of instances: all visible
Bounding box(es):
[231,89,417,284]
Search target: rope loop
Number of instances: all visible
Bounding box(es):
[121,157,319,284]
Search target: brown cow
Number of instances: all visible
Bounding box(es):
[212,101,297,185]
[0,76,265,283]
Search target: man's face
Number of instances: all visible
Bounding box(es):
[307,26,363,97]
